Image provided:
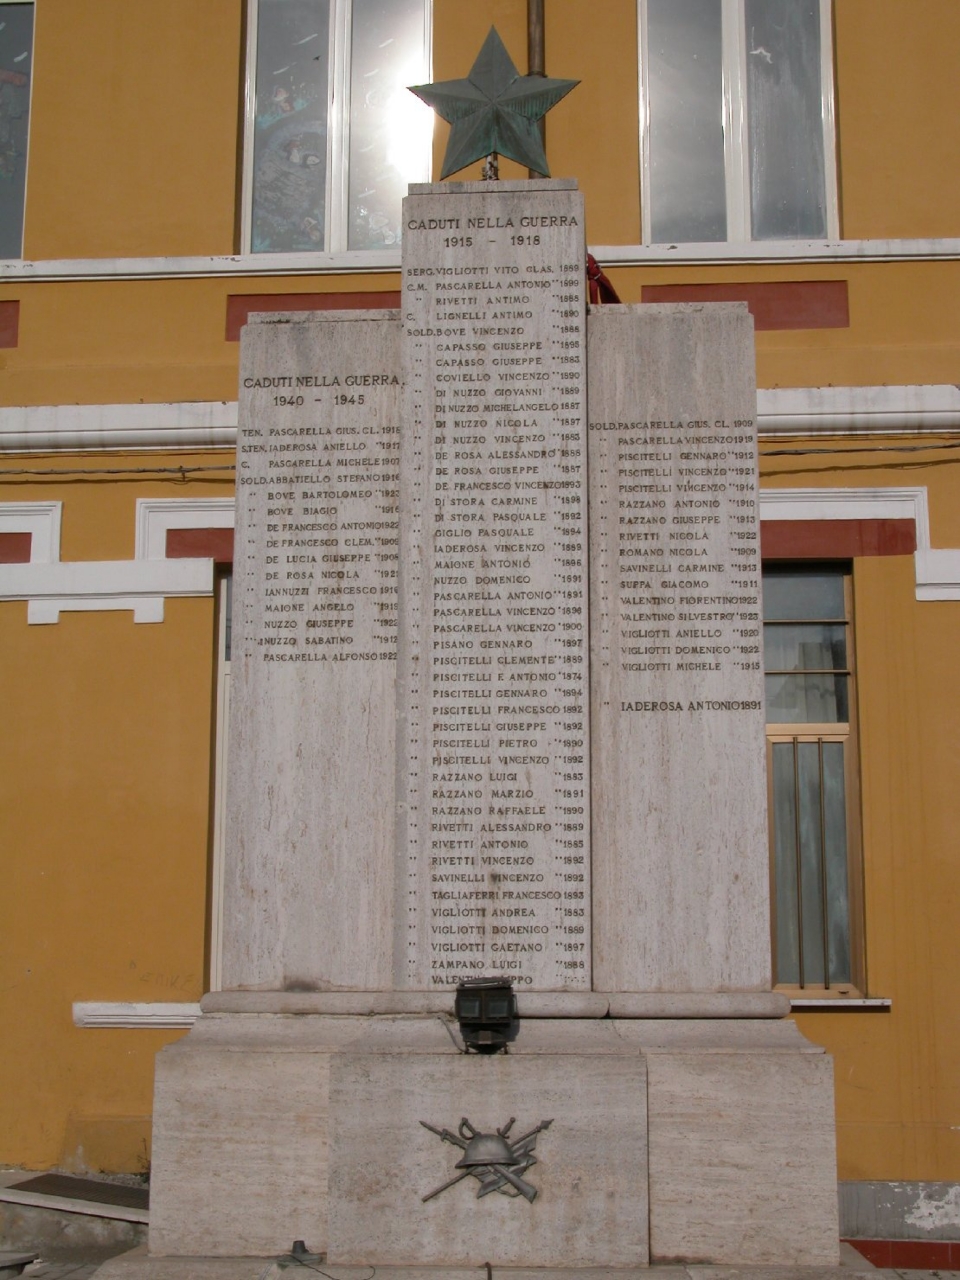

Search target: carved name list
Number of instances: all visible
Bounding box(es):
[396,181,590,990]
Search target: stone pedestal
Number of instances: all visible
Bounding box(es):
[147,1008,837,1267]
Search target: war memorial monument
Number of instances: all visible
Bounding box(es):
[126,33,841,1276]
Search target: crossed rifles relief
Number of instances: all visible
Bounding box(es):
[420,1116,553,1203]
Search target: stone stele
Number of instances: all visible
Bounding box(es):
[139,180,840,1279]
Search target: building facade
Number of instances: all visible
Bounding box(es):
[2,0,960,1246]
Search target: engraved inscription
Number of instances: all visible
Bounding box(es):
[588,416,762,694]
[235,366,401,664]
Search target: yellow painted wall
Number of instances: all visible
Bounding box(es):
[13,0,960,262]
[0,465,228,1170]
[834,1,960,239]
[0,274,401,406]
[759,446,960,1180]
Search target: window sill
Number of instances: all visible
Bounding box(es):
[0,237,958,283]
[591,238,960,267]
[0,247,403,282]
[789,996,891,1011]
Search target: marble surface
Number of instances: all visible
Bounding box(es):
[607,992,789,1018]
[149,1043,329,1256]
[644,1034,839,1265]
[201,989,612,1017]
[92,1257,888,1280]
[327,1050,648,1267]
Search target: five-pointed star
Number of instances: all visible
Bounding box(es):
[409,27,578,179]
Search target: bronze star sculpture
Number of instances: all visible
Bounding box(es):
[408,27,578,180]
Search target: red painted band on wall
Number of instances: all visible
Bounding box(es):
[166,528,235,564]
[226,292,401,341]
[0,531,31,562]
[163,521,914,569]
[845,1239,960,1270]
[641,280,849,331]
[0,299,20,347]
[761,518,916,559]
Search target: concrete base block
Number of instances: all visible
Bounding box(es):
[0,1200,145,1256]
[839,1179,960,1241]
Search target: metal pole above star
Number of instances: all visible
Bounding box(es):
[408,26,578,180]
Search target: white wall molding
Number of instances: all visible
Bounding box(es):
[0,559,214,623]
[0,401,237,452]
[73,1001,201,1029]
[136,497,235,560]
[592,237,960,267]
[0,238,957,284]
[758,486,931,548]
[1,249,401,282]
[0,500,61,560]
[757,385,960,436]
[791,997,892,1010]
[0,499,229,622]
[3,485,958,617]
[915,550,960,602]
[756,486,960,600]
[3,387,959,454]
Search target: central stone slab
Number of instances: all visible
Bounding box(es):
[395,181,590,991]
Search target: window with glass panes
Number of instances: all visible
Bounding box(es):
[243,0,431,254]
[638,0,838,244]
[763,566,862,990]
[0,1,33,259]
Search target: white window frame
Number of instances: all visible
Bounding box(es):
[637,0,839,245]
[0,0,35,261]
[209,572,232,991]
[240,0,432,257]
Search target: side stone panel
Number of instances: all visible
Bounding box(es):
[617,1019,840,1266]
[588,303,770,992]
[223,313,400,991]
[149,1016,353,1256]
